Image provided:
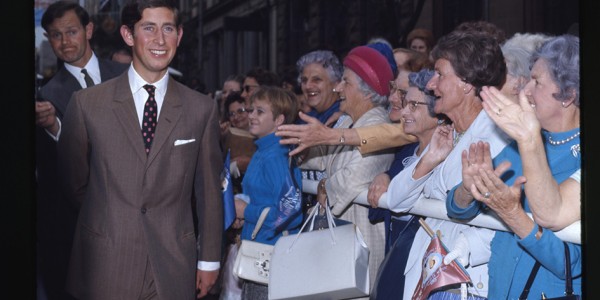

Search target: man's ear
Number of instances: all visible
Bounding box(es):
[85,22,94,40]
[120,25,134,46]
[176,26,183,47]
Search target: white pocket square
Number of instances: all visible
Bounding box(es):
[174,139,196,146]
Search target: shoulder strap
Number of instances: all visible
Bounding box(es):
[519,242,574,300]
[288,156,300,189]
[251,207,271,240]
[519,260,541,300]
[564,242,574,295]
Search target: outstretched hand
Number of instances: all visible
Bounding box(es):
[480,86,540,144]
[276,111,331,156]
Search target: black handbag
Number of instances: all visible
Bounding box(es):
[519,242,580,300]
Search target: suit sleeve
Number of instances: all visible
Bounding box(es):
[56,91,89,209]
[195,99,224,263]
[355,123,417,154]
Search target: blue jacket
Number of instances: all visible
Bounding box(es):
[241,133,303,245]
[447,129,581,299]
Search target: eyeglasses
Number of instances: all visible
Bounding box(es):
[401,97,428,112]
[228,108,247,117]
[388,81,407,101]
[243,85,259,93]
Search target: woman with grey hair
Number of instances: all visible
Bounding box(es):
[295,50,344,125]
[500,33,553,103]
[294,50,347,215]
[448,34,581,299]
[301,45,396,296]
[367,69,450,299]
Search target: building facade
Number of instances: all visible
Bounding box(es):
[35,0,579,93]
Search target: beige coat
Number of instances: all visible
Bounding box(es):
[355,122,417,154]
[57,72,223,300]
[301,106,395,293]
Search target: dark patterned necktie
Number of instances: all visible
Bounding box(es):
[81,68,95,87]
[142,84,157,155]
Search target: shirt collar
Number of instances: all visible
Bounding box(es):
[63,52,100,81]
[127,65,169,98]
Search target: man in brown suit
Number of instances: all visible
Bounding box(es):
[57,1,223,299]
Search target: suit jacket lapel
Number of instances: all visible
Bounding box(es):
[111,73,148,163]
[51,68,83,117]
[146,78,182,165]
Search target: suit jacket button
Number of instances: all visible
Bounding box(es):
[141,208,147,214]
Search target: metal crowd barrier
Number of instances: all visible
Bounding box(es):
[302,179,581,244]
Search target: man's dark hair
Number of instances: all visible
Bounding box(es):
[41,1,90,31]
[121,0,180,33]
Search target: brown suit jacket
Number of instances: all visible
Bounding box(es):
[57,72,223,300]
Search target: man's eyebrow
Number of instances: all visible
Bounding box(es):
[49,25,81,32]
[138,21,157,27]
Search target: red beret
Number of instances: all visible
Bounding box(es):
[343,46,393,96]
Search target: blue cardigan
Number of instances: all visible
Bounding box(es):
[447,128,581,299]
[240,133,303,245]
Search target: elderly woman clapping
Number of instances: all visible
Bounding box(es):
[447,34,581,299]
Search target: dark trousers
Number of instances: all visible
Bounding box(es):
[370,216,420,300]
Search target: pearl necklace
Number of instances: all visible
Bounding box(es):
[547,131,580,146]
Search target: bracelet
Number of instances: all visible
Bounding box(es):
[339,129,345,145]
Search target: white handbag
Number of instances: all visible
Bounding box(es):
[232,207,272,285]
[268,203,370,300]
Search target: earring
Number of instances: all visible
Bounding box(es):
[562,101,567,108]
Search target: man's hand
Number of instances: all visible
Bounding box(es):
[196,269,219,298]
[35,100,59,135]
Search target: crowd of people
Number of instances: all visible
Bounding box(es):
[35,1,581,299]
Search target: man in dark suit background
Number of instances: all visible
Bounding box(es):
[34,2,128,299]
[57,0,223,298]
